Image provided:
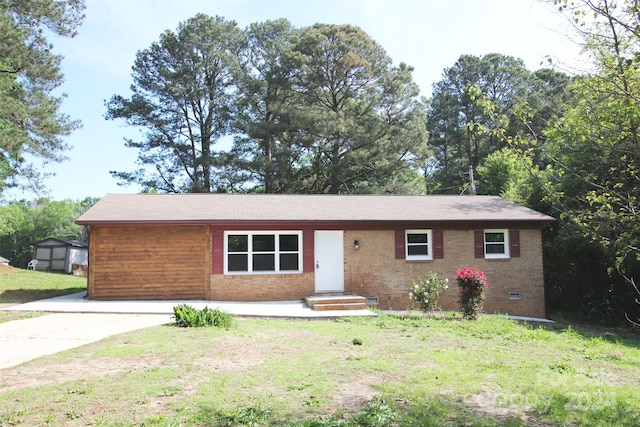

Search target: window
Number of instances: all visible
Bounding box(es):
[484,229,509,259]
[224,231,302,274]
[405,230,433,260]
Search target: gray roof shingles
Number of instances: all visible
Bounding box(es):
[76,193,554,225]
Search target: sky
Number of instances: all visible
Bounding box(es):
[7,0,584,201]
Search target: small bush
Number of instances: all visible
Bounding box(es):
[409,272,449,313]
[172,304,233,328]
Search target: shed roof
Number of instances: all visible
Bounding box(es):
[33,238,88,248]
[76,193,554,225]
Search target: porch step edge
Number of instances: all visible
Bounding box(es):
[304,295,367,308]
[310,302,368,311]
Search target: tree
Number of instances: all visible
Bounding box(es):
[106,14,242,193]
[541,0,640,322]
[426,54,534,193]
[466,1,640,323]
[287,24,429,194]
[0,0,84,194]
[0,197,95,268]
[230,19,301,193]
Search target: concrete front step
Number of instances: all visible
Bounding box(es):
[304,295,368,311]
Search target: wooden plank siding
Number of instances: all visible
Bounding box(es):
[88,225,210,300]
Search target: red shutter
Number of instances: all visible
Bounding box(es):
[474,230,484,258]
[433,230,444,259]
[303,229,314,273]
[509,229,520,257]
[211,229,224,274]
[395,229,405,259]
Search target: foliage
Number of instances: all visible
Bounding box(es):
[408,271,449,312]
[230,19,301,193]
[278,23,429,194]
[425,53,569,194]
[172,304,234,328]
[538,0,640,323]
[106,14,243,193]
[456,267,489,320]
[0,0,84,194]
[459,0,640,324]
[108,17,429,194]
[0,197,96,268]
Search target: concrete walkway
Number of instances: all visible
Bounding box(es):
[0,293,375,369]
[3,292,377,318]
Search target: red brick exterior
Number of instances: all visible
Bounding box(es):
[87,223,546,318]
[343,229,546,318]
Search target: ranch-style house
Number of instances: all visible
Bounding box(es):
[76,193,554,318]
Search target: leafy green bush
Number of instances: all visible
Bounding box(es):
[408,272,449,312]
[172,304,233,328]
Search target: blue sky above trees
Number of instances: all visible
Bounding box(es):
[7,0,581,201]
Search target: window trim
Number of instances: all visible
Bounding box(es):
[223,231,303,275]
[405,229,433,260]
[484,229,510,259]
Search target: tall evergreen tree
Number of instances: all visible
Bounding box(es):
[0,0,84,194]
[426,53,532,193]
[230,19,301,193]
[288,24,429,194]
[106,14,242,193]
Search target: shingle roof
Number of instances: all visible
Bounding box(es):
[76,193,554,225]
[33,238,88,248]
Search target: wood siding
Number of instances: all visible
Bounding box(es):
[88,225,209,300]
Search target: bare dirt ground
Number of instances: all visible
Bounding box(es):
[0,264,17,275]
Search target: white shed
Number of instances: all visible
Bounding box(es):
[31,238,88,274]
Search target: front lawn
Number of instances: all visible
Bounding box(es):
[0,267,86,323]
[0,312,638,426]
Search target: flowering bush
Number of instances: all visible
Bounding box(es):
[409,272,449,313]
[456,267,489,320]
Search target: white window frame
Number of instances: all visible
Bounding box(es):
[405,229,433,260]
[224,231,303,275]
[484,229,510,259]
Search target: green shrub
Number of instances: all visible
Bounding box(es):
[408,272,449,313]
[172,304,233,328]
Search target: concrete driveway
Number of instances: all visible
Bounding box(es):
[0,312,171,369]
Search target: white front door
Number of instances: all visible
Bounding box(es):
[314,230,344,293]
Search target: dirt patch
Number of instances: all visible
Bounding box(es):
[328,375,380,412]
[0,264,17,275]
[0,354,168,393]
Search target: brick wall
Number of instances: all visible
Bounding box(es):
[89,224,546,318]
[344,229,546,318]
[209,273,314,301]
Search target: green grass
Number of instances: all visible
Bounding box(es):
[0,312,638,426]
[0,267,86,322]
